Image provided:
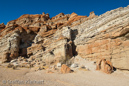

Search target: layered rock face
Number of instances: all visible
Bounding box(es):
[72,6,129,70]
[0,12,88,64]
[0,5,129,71]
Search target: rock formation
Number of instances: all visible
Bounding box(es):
[0,23,5,30]
[0,12,88,64]
[0,5,129,73]
[60,64,72,73]
[96,58,113,74]
[73,6,129,70]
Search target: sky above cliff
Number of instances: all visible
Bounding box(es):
[0,0,129,25]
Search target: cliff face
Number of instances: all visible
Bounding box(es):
[0,12,88,65]
[0,6,129,70]
[72,6,129,70]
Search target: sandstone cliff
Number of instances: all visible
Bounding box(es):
[0,6,129,71]
[72,6,129,70]
[0,12,88,64]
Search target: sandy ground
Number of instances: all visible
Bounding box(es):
[0,67,129,86]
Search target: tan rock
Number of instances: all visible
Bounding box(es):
[60,64,72,74]
[67,12,87,26]
[29,27,40,33]
[87,11,97,19]
[69,12,78,20]
[52,13,65,20]
[96,59,113,74]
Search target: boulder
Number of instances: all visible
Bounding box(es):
[96,59,113,74]
[60,64,72,73]
[70,63,78,68]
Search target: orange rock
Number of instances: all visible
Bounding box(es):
[86,47,92,55]
[76,44,93,55]
[57,23,64,28]
[60,64,72,74]
[15,26,23,32]
[17,14,50,21]
[87,11,97,19]
[67,16,86,26]
[51,13,65,20]
[96,59,104,70]
[100,59,106,72]
[69,12,78,20]
[29,27,40,33]
[66,12,87,26]
[0,23,5,30]
[96,58,113,74]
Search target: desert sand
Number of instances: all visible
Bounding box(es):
[0,66,129,86]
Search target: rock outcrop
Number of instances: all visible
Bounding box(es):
[0,30,20,63]
[0,12,88,64]
[72,6,129,70]
[0,5,129,72]
[0,23,5,30]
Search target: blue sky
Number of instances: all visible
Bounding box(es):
[0,0,129,25]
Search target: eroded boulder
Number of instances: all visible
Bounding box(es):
[60,64,72,73]
[96,59,113,74]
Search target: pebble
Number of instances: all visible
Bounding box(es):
[71,63,78,68]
